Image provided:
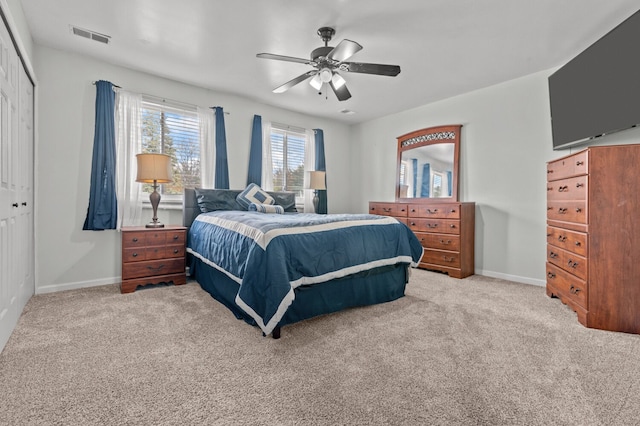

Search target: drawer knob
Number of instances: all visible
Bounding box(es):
[450,224,456,228]
[575,208,582,213]
[547,272,556,279]
[567,259,579,268]
[173,235,179,240]
[547,170,554,174]
[576,161,584,166]
[549,251,558,259]
[547,187,552,191]
[570,285,581,294]
[132,252,138,258]
[576,183,584,188]
[558,185,568,192]
[440,239,451,245]
[575,241,581,247]
[173,249,179,254]
[132,237,139,242]
[558,235,567,242]
[558,208,567,214]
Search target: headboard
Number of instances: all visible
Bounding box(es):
[182,188,297,228]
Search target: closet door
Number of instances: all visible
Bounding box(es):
[0,14,32,351]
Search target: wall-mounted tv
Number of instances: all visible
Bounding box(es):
[549,9,640,150]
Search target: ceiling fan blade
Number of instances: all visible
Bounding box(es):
[273,71,317,93]
[327,39,363,62]
[341,62,401,77]
[257,53,312,65]
[330,78,351,101]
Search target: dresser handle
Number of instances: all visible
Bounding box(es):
[558,185,568,192]
[576,183,584,188]
[22,202,27,206]
[547,170,553,174]
[173,249,179,254]
[173,235,179,240]
[427,223,438,228]
[450,224,456,228]
[547,207,553,211]
[382,207,392,212]
[576,161,584,166]
[558,208,567,214]
[442,256,454,263]
[547,272,556,279]
[426,209,438,214]
[411,209,417,213]
[132,252,138,258]
[440,239,451,245]
[549,251,558,259]
[132,237,139,242]
[147,264,165,272]
[570,285,581,294]
[575,241,581,246]
[575,208,582,213]
[567,259,579,268]
[558,235,567,242]
[547,187,552,191]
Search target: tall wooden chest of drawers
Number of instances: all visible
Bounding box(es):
[546,145,640,334]
[369,201,475,278]
[121,226,187,294]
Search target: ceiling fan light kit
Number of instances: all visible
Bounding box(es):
[257,27,400,101]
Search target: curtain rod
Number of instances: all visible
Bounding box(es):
[210,106,230,115]
[91,80,121,88]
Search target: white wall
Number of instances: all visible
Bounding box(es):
[33,45,352,293]
[351,69,640,286]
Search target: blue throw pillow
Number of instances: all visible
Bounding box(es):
[236,183,275,210]
[248,203,285,214]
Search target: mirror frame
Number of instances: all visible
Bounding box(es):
[396,124,462,203]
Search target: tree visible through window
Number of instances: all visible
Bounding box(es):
[141,98,200,200]
[270,127,306,201]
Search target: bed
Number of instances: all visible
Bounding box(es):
[183,187,423,338]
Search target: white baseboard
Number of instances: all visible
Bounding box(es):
[36,276,120,295]
[475,269,545,287]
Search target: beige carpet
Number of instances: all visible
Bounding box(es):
[1,269,639,425]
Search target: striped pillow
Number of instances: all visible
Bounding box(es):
[236,183,275,210]
[248,203,285,214]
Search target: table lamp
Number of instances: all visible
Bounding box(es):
[136,153,173,228]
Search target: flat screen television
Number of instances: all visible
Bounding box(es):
[549,9,640,150]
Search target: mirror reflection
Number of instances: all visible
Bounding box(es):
[399,144,454,198]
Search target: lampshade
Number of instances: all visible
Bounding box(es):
[306,170,326,190]
[136,153,172,183]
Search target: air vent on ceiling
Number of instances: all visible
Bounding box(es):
[70,25,111,44]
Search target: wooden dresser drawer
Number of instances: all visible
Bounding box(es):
[122,258,185,280]
[421,249,460,268]
[546,175,587,201]
[408,204,460,219]
[547,226,587,257]
[122,232,148,249]
[547,150,588,181]
[407,218,460,235]
[546,263,587,309]
[547,200,587,223]
[414,232,460,251]
[547,245,587,281]
[369,202,408,217]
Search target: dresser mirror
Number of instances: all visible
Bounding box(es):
[396,124,461,202]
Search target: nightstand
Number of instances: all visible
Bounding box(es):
[120,225,187,294]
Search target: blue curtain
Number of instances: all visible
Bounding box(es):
[247,115,262,186]
[83,80,117,230]
[420,163,431,197]
[411,158,418,198]
[214,107,229,189]
[314,129,327,214]
[447,170,453,196]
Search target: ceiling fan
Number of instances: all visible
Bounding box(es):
[256,27,401,101]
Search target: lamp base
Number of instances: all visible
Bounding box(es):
[145,222,165,228]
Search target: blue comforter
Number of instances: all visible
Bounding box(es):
[187,211,423,334]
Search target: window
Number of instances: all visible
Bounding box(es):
[432,171,443,197]
[270,125,306,204]
[141,97,200,201]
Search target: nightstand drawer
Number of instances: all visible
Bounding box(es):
[122,258,185,280]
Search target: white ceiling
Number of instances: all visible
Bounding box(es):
[19,0,640,124]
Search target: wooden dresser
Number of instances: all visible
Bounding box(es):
[546,144,640,334]
[369,201,475,278]
[121,226,187,294]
